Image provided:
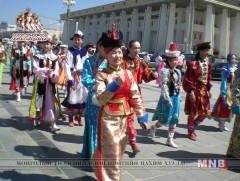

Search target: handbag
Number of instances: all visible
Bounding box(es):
[91,93,100,106]
[67,79,88,104]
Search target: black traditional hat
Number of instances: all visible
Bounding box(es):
[101,23,123,53]
[195,41,211,51]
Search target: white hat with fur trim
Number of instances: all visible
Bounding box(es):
[165,42,180,58]
[70,30,84,40]
[60,44,68,48]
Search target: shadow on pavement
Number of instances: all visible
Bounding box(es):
[52,133,83,144]
[177,123,221,132]
[136,128,187,141]
[0,170,96,181]
[0,93,17,101]
[157,150,227,159]
[14,145,94,173]
[0,117,35,132]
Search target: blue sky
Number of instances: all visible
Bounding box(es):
[0,0,121,30]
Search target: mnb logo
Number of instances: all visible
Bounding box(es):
[198,159,228,170]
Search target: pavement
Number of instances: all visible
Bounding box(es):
[0,65,239,181]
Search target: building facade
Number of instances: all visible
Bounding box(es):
[60,0,240,57]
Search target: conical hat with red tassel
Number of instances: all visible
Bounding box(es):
[165,42,180,57]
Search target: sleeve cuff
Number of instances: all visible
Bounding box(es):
[106,80,121,92]
[137,113,148,123]
[68,80,74,87]
[164,99,171,103]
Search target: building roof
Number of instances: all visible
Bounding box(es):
[60,0,240,20]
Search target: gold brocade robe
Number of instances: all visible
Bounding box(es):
[92,67,146,181]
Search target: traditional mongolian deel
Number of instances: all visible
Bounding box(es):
[211,53,237,131]
[183,41,212,141]
[29,36,61,131]
[61,30,88,127]
[9,42,32,101]
[81,48,107,159]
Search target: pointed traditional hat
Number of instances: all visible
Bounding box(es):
[101,23,123,53]
[165,42,180,57]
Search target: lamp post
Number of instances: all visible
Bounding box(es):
[63,0,76,46]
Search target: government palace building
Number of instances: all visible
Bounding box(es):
[60,0,240,58]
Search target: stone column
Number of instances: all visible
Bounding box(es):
[184,6,190,50]
[165,3,176,50]
[78,17,84,31]
[156,4,168,53]
[110,12,116,25]
[204,4,215,54]
[175,8,184,44]
[141,6,152,52]
[99,13,106,34]
[84,16,90,43]
[62,21,68,45]
[89,15,97,43]
[184,1,195,53]
[231,12,240,57]
[120,10,127,41]
[69,19,77,38]
[219,8,230,58]
[129,9,138,41]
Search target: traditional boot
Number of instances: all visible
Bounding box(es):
[192,129,197,136]
[16,91,21,102]
[218,122,229,132]
[24,86,27,94]
[68,114,74,127]
[129,139,140,154]
[150,125,157,138]
[188,129,197,141]
[51,122,60,133]
[33,118,40,127]
[76,111,84,126]
[166,128,178,148]
[76,116,84,126]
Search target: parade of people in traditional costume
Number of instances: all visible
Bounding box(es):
[29,36,61,132]
[150,43,182,148]
[9,41,32,101]
[61,30,88,127]
[0,4,239,179]
[91,28,148,181]
[211,53,237,131]
[122,39,158,154]
[81,35,107,159]
[183,41,212,141]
